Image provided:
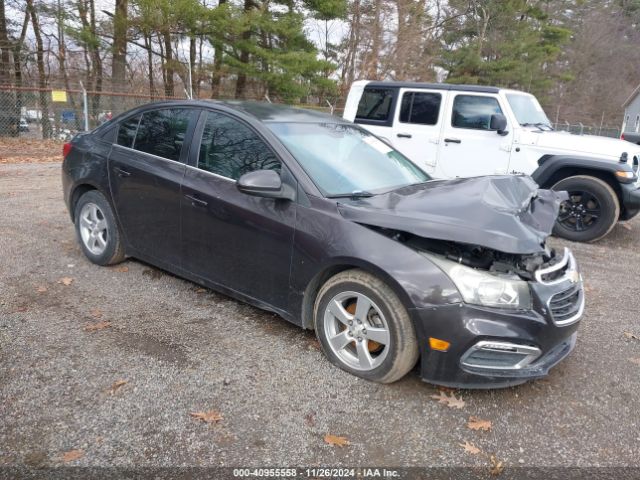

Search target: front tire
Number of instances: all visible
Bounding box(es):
[74,190,126,265]
[313,269,419,384]
[552,175,620,242]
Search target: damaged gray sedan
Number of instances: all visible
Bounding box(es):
[62,101,583,388]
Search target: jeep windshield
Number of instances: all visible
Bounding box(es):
[267,122,430,197]
[506,93,553,130]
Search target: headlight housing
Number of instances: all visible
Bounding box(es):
[426,254,531,310]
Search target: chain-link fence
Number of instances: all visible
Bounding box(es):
[552,122,621,138]
[0,85,342,141]
[0,84,621,141]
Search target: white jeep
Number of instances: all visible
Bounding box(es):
[344,80,640,242]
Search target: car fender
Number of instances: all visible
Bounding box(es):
[531,154,635,188]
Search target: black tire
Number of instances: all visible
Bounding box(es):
[552,175,620,242]
[313,269,419,384]
[74,190,126,266]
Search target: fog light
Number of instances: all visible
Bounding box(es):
[429,337,450,352]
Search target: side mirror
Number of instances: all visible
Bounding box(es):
[236,170,295,201]
[490,113,508,136]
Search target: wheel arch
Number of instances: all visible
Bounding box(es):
[300,259,414,330]
[69,182,110,221]
[532,156,625,217]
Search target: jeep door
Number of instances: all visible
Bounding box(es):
[391,88,445,175]
[438,93,513,178]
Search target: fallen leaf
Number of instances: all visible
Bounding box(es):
[109,379,128,395]
[624,332,640,340]
[324,434,350,447]
[194,287,207,293]
[62,449,84,463]
[115,265,129,273]
[431,390,465,409]
[621,222,633,231]
[629,357,640,365]
[459,441,481,455]
[490,455,505,476]
[467,416,492,431]
[58,277,74,286]
[36,286,48,293]
[190,411,223,424]
[90,309,103,319]
[84,321,112,332]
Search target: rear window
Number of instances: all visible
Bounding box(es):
[399,92,441,125]
[356,88,394,122]
[133,108,192,161]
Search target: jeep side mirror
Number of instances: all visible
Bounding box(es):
[236,170,296,201]
[490,113,508,136]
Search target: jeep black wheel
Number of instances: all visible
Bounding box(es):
[552,175,619,242]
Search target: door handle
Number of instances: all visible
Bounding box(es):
[184,193,208,207]
[444,138,462,144]
[397,133,412,138]
[113,167,131,177]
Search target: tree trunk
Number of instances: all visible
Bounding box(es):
[211,0,227,98]
[235,0,253,99]
[163,29,174,97]
[27,0,52,139]
[144,32,155,98]
[189,36,197,97]
[112,0,128,105]
[13,12,30,135]
[0,0,18,136]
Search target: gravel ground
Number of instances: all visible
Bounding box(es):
[1,163,639,476]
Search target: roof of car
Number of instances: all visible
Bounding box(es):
[126,99,345,124]
[363,81,501,94]
[215,100,345,123]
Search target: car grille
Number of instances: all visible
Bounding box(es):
[549,283,582,325]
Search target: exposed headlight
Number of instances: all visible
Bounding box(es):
[426,255,531,310]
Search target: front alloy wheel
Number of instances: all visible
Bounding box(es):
[314,269,419,383]
[323,291,391,371]
[552,175,620,242]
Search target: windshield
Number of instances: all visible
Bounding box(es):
[267,122,430,197]
[506,94,552,128]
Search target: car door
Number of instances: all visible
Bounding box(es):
[180,109,296,310]
[437,93,513,178]
[109,107,197,266]
[391,88,445,175]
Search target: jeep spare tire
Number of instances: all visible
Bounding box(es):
[552,175,619,242]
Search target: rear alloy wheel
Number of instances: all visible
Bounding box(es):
[74,190,126,266]
[552,175,620,242]
[314,270,419,383]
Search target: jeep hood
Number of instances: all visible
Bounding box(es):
[338,175,567,255]
[523,130,640,161]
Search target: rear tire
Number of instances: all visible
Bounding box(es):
[551,175,619,242]
[74,190,126,266]
[313,269,419,384]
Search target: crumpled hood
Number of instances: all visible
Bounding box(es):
[524,130,640,161]
[338,175,567,254]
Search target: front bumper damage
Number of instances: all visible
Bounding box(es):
[410,249,583,389]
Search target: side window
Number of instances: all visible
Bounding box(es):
[197,111,280,180]
[117,115,140,147]
[399,92,441,125]
[356,88,394,122]
[133,109,191,161]
[452,95,503,130]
